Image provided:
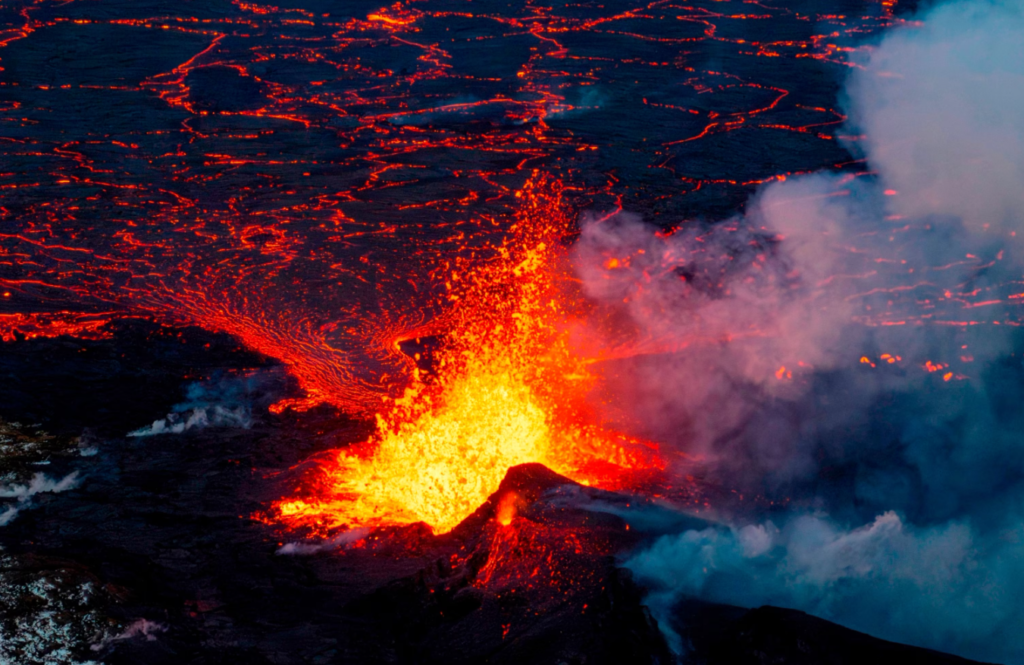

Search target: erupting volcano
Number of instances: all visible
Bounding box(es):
[273,178,665,534]
[2,0,1024,663]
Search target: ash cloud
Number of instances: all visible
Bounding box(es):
[571,1,1024,662]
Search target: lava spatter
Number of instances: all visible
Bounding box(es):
[272,177,664,534]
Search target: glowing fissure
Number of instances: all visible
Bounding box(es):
[275,179,662,534]
[284,363,554,533]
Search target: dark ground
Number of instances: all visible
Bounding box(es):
[0,324,993,664]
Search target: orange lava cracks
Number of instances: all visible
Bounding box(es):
[4,0,982,538]
[0,311,118,343]
[272,178,663,535]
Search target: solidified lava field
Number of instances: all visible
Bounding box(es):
[2,0,1023,663]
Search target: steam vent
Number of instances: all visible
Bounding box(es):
[1,0,1022,663]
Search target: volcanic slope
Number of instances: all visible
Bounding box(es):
[0,331,995,665]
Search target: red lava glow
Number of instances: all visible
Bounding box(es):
[272,178,664,535]
[1,0,1013,537]
[0,311,117,342]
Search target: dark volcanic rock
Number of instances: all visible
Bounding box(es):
[187,66,266,113]
[1,361,675,665]
[0,320,274,436]
[0,552,121,664]
[673,600,996,665]
[350,464,674,665]
[0,323,995,664]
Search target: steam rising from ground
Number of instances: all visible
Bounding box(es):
[90,618,168,652]
[276,527,371,555]
[0,472,80,526]
[578,1,1024,662]
[127,373,273,437]
[627,511,1024,661]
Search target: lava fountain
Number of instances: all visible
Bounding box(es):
[273,177,664,534]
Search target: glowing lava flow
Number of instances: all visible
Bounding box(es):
[274,179,662,534]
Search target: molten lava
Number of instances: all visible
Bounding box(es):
[274,178,663,534]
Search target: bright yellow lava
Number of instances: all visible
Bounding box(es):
[274,177,662,535]
[282,364,558,533]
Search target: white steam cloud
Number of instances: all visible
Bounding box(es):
[845,0,1024,233]
[128,374,259,437]
[128,405,250,437]
[626,512,1024,661]
[576,1,1024,663]
[572,176,870,479]
[0,472,80,526]
[276,527,371,555]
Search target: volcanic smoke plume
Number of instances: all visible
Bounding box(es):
[583,1,1024,662]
